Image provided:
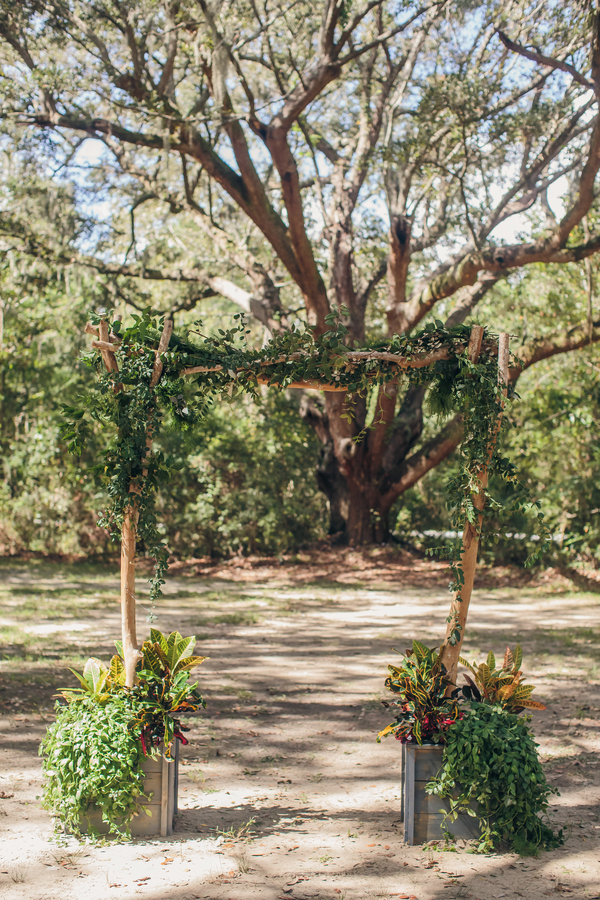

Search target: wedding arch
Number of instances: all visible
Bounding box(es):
[65,310,535,689]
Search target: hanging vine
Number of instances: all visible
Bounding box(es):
[60,308,548,622]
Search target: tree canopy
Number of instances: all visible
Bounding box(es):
[1,0,600,544]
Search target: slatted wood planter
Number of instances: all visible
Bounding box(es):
[78,741,179,838]
[403,744,481,844]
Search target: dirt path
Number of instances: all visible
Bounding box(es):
[1,555,599,900]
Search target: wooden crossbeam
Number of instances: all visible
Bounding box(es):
[97,320,119,372]
[255,376,347,392]
[179,344,469,385]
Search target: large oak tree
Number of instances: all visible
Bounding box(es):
[1,0,600,543]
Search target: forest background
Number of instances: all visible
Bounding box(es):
[0,0,599,571]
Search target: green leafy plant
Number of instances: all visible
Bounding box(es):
[426,702,563,855]
[128,629,207,758]
[40,628,206,836]
[377,641,462,745]
[55,629,205,759]
[57,655,125,705]
[39,693,150,838]
[459,645,546,712]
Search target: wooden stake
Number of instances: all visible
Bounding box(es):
[98,320,119,372]
[439,328,509,687]
[150,319,173,387]
[118,317,173,687]
[121,505,140,688]
[91,339,122,351]
[85,318,173,687]
[89,319,136,684]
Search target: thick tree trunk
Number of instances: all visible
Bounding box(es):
[313,456,396,544]
[301,385,434,545]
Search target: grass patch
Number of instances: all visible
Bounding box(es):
[0,626,40,654]
[217,686,254,700]
[190,611,261,627]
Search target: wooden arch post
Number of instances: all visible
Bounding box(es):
[439,330,510,687]
[88,316,173,688]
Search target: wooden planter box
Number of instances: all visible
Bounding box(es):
[402,744,481,844]
[78,740,179,838]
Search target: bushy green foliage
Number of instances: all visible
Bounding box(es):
[426,703,563,854]
[0,245,108,557]
[39,694,149,838]
[0,260,326,558]
[502,355,600,566]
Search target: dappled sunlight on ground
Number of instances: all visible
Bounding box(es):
[0,557,599,899]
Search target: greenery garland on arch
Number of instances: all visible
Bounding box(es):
[61,308,548,682]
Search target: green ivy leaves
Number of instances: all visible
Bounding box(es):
[426,703,563,854]
[39,694,149,838]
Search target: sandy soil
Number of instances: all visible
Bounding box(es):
[0,551,599,900]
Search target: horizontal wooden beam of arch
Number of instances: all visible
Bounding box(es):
[178,344,469,387]
[255,376,346,392]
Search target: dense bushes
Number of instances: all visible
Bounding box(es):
[393,350,600,569]
[1,249,599,564]
[0,275,326,557]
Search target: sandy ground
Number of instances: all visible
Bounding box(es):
[0,551,599,900]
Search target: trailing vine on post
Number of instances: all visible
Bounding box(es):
[61,309,548,620]
[423,345,550,645]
